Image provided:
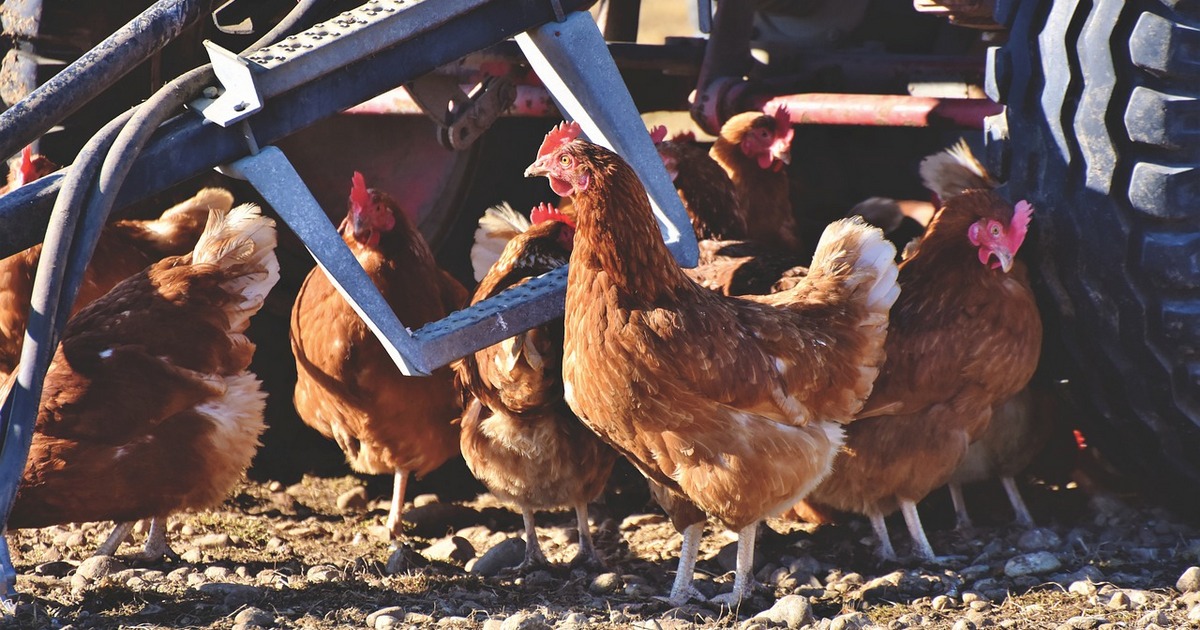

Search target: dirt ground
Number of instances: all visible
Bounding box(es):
[4,469,1199,630]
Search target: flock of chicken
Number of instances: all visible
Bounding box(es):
[0,107,1043,607]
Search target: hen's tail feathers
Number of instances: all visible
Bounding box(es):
[192,203,280,332]
[134,188,236,256]
[805,218,900,421]
[919,139,997,202]
[810,217,900,316]
[471,202,532,282]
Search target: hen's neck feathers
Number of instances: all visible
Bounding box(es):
[569,146,694,300]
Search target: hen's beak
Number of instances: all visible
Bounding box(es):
[524,155,551,178]
[770,141,791,166]
[991,246,1014,273]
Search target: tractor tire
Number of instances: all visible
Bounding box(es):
[987,0,1200,511]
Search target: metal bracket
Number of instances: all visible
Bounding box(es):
[516,11,699,267]
[219,146,570,377]
[194,40,263,127]
[405,73,517,151]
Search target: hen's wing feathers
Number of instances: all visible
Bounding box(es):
[608,219,897,431]
[37,344,226,443]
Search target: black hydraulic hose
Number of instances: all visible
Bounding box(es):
[0,0,208,161]
[56,0,333,310]
[0,108,131,527]
[58,66,217,319]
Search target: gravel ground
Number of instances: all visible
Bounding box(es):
[3,472,1199,630]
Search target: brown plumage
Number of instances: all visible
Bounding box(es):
[794,189,1042,561]
[652,128,746,241]
[709,108,800,251]
[526,122,899,605]
[686,238,808,296]
[947,381,1056,529]
[6,204,278,561]
[290,172,467,552]
[454,207,617,570]
[852,141,1051,532]
[0,188,235,379]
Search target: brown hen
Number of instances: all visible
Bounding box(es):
[0,188,235,379]
[795,190,1042,561]
[526,122,899,605]
[454,204,617,571]
[6,204,278,561]
[650,126,746,242]
[290,172,467,559]
[709,107,800,250]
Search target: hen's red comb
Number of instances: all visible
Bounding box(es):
[530,202,576,228]
[671,130,697,143]
[649,125,668,144]
[18,146,34,181]
[1008,200,1033,253]
[772,104,793,141]
[537,121,583,160]
[350,171,372,209]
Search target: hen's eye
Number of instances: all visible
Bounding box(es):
[560,154,571,167]
[990,224,1002,238]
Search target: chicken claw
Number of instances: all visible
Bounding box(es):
[129,518,180,564]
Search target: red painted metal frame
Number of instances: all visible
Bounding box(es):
[345,82,1000,130]
[752,93,1003,129]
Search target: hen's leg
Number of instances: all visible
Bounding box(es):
[667,522,705,605]
[899,499,937,562]
[948,482,973,529]
[385,470,410,539]
[709,522,758,607]
[95,521,135,556]
[868,511,897,561]
[1001,476,1035,528]
[516,508,549,572]
[569,502,603,569]
[133,517,180,563]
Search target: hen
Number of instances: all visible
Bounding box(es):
[650,126,746,242]
[919,141,1048,530]
[709,107,800,251]
[947,381,1055,529]
[0,187,235,379]
[5,204,278,561]
[0,146,57,195]
[454,203,617,571]
[290,172,467,556]
[794,189,1042,561]
[526,122,899,604]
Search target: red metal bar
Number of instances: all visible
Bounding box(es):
[345,84,1000,130]
[751,93,1003,129]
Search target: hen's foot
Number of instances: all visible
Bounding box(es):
[385,543,425,575]
[567,549,605,572]
[657,583,707,607]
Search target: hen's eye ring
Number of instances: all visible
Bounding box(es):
[560,155,571,167]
